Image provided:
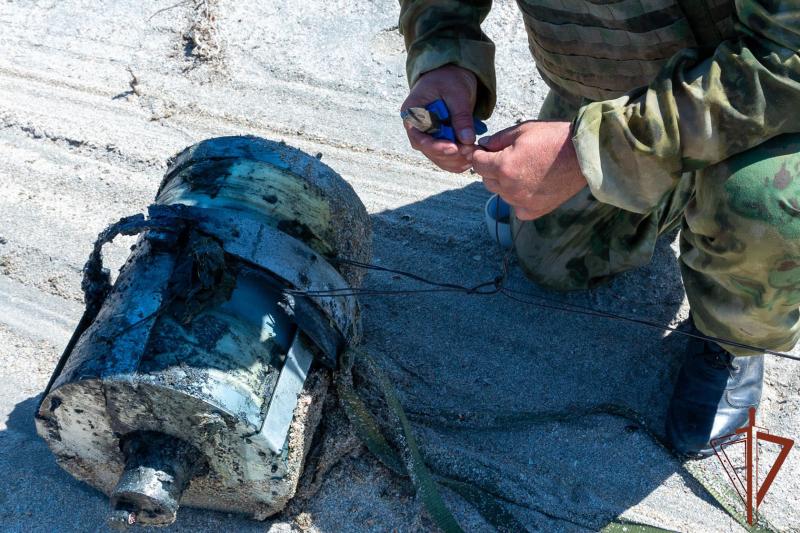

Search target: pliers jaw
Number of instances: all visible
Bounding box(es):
[401,99,487,143]
[400,106,441,135]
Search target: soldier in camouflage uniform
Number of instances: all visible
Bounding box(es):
[398,0,800,456]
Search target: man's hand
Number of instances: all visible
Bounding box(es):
[472,121,587,220]
[401,65,478,173]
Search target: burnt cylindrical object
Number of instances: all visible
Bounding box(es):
[35,137,371,525]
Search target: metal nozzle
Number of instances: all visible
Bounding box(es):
[108,432,202,528]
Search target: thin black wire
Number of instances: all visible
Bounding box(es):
[285,215,800,362]
[500,287,800,360]
[302,207,520,299]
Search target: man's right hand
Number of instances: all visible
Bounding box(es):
[401,65,478,173]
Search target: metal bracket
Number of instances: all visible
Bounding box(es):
[253,332,315,454]
[168,204,361,364]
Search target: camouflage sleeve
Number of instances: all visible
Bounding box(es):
[572,1,800,214]
[398,0,496,119]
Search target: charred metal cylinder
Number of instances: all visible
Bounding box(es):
[35,136,371,526]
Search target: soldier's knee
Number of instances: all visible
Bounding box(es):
[511,187,659,291]
[513,217,605,291]
[516,252,614,291]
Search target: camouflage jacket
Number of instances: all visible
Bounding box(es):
[399,1,800,213]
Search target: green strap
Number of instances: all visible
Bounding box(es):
[337,349,464,532]
[336,374,405,475]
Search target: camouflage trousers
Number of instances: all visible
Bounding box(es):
[513,91,800,356]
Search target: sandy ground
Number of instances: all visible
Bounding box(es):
[1,1,799,531]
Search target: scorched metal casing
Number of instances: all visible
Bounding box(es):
[34,136,371,526]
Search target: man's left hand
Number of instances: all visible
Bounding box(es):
[472,121,587,220]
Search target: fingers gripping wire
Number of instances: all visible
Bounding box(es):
[285,219,800,362]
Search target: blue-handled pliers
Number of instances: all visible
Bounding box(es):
[401,99,487,142]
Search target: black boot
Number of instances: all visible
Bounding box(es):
[665,323,764,458]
